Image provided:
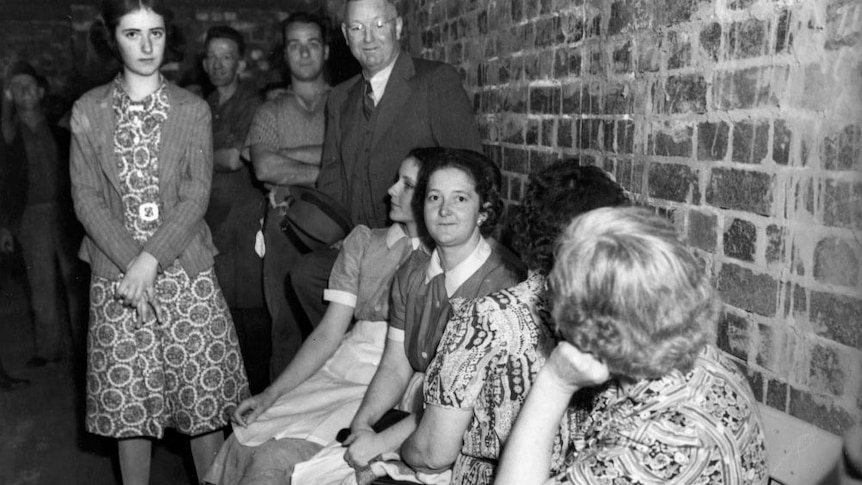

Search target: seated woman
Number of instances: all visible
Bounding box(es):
[401,163,628,484]
[496,206,769,485]
[293,148,526,485]
[204,151,430,485]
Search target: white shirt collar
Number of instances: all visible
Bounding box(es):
[385,223,424,251]
[425,237,492,297]
[365,52,399,106]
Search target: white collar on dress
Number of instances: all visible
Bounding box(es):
[425,237,492,297]
[385,223,424,251]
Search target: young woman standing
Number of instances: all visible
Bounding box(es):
[70,1,248,483]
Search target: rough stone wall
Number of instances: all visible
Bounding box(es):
[1,0,858,437]
[400,0,862,435]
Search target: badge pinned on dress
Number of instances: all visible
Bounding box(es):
[139,202,159,222]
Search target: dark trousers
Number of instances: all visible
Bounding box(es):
[263,205,305,377]
[19,203,87,362]
[230,307,271,395]
[264,205,340,378]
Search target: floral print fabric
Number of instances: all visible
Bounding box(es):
[424,273,583,484]
[85,77,248,439]
[555,344,769,485]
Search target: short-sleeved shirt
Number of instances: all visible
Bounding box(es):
[554,344,769,485]
[244,86,328,202]
[389,238,526,372]
[424,273,579,484]
[324,223,424,322]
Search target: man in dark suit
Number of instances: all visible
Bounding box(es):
[291,0,483,327]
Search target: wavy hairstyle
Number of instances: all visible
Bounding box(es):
[410,148,503,237]
[89,0,182,64]
[509,161,628,274]
[550,207,718,380]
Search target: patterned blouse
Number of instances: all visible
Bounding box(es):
[424,273,583,485]
[112,76,169,243]
[555,344,769,485]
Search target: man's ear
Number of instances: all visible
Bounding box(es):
[237,59,247,75]
[394,17,403,40]
[324,45,330,62]
[341,23,349,45]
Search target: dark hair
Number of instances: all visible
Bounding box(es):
[411,148,503,237]
[205,25,246,56]
[282,12,330,45]
[508,161,629,274]
[89,0,179,63]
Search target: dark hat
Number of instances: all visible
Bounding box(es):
[280,186,354,254]
[6,61,39,81]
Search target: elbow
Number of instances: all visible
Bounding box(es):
[251,160,270,181]
[402,439,454,473]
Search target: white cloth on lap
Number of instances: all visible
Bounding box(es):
[292,372,444,485]
[234,320,387,446]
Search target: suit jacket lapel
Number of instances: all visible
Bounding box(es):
[370,54,415,152]
[341,77,365,184]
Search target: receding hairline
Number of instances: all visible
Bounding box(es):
[205,35,243,54]
[342,0,399,21]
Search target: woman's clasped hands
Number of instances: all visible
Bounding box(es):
[116,251,165,327]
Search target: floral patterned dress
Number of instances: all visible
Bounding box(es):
[554,344,769,485]
[424,273,583,484]
[85,77,249,439]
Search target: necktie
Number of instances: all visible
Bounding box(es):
[363,79,374,120]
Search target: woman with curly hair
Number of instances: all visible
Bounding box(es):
[401,162,628,484]
[70,1,248,483]
[496,207,768,485]
[294,148,525,485]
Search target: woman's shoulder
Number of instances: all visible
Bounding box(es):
[71,82,114,132]
[342,224,374,248]
[74,82,113,109]
[460,274,545,316]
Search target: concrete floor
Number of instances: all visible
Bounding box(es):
[0,271,195,485]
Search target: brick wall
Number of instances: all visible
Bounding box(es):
[2,0,858,437]
[399,0,862,435]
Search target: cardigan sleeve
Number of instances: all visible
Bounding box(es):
[69,100,141,271]
[142,101,213,268]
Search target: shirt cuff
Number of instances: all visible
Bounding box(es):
[387,327,405,342]
[323,289,357,308]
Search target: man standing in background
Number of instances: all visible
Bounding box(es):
[0,61,84,370]
[202,26,268,393]
[246,13,331,376]
[289,0,483,335]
